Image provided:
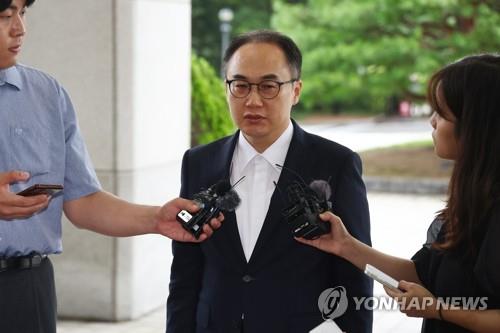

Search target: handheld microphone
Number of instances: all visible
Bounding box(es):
[176,178,243,239]
[276,164,332,240]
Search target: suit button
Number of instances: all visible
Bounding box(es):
[242,274,254,283]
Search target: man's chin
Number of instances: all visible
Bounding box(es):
[0,59,17,70]
[240,126,267,139]
[240,119,268,130]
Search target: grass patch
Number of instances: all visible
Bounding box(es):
[360,141,453,179]
[386,139,434,149]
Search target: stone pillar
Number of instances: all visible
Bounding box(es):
[20,0,191,320]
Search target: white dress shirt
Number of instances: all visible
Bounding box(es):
[230,121,294,262]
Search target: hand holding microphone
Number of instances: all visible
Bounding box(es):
[294,211,352,256]
[176,178,243,239]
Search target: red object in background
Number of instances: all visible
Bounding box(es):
[399,100,411,117]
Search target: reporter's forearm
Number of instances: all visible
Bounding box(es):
[64,191,159,236]
[340,236,422,284]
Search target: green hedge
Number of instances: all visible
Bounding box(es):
[191,54,235,146]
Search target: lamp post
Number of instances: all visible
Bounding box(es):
[218,7,234,77]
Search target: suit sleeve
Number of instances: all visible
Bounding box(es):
[331,151,373,333]
[166,150,204,333]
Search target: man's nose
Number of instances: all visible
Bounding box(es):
[11,14,26,37]
[245,85,264,106]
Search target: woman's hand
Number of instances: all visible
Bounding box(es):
[294,211,352,256]
[384,280,440,319]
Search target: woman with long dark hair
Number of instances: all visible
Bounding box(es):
[297,54,500,332]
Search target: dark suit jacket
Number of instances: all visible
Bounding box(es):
[167,120,373,333]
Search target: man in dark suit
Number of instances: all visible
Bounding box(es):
[167,30,372,333]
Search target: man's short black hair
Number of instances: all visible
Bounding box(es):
[223,30,302,79]
[0,0,35,12]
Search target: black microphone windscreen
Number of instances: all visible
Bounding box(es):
[216,190,241,211]
[214,179,232,195]
[309,180,332,201]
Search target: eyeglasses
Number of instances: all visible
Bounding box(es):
[226,78,297,99]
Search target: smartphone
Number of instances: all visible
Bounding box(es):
[364,264,400,291]
[17,184,64,197]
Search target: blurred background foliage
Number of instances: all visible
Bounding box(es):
[191,54,234,146]
[191,0,500,130]
[192,0,273,71]
[273,0,500,114]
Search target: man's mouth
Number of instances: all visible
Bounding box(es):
[9,43,22,53]
[244,114,265,120]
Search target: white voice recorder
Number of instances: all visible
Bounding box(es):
[364,264,400,291]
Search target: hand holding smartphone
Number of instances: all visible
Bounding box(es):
[17,184,64,197]
[364,264,400,291]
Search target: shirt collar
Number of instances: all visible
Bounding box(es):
[236,120,294,170]
[0,65,23,90]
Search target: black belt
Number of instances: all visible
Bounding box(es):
[0,253,47,272]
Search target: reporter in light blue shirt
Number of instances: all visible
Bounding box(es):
[0,64,102,257]
[0,1,222,332]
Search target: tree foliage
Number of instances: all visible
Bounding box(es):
[191,54,234,146]
[192,0,272,71]
[272,0,500,113]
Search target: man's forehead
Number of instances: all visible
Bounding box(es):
[227,44,291,79]
[233,42,285,59]
[227,69,291,81]
[231,73,280,80]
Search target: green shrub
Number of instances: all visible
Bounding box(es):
[191,54,235,146]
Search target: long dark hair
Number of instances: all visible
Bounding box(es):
[428,54,500,258]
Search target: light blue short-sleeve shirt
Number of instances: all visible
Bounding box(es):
[0,64,101,257]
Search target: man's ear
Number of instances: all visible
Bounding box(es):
[292,79,303,105]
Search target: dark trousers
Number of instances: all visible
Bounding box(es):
[0,258,57,333]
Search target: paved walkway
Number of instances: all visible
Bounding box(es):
[301,116,432,152]
[59,191,444,333]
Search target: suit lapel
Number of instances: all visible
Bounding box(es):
[248,120,309,267]
[210,131,248,271]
